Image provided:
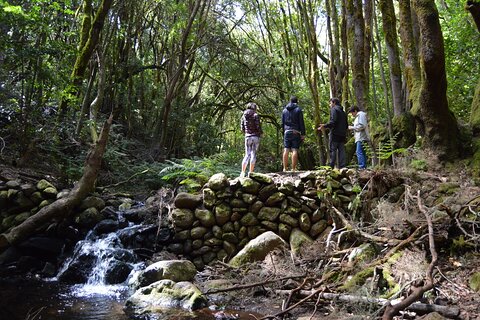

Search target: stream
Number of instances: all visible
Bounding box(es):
[0,205,260,320]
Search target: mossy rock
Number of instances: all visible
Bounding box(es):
[469,272,480,292]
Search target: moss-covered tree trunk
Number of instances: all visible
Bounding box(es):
[379,0,404,116]
[411,0,459,160]
[467,0,480,134]
[57,0,113,120]
[346,0,368,111]
[398,0,421,111]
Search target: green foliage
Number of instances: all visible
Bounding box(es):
[410,159,428,171]
[375,133,407,160]
[159,154,239,192]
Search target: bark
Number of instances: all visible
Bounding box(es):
[379,0,404,116]
[57,0,113,119]
[398,0,421,111]
[346,0,368,110]
[0,115,113,252]
[411,0,459,160]
[471,80,480,134]
[466,0,480,31]
[467,1,480,134]
[157,0,211,156]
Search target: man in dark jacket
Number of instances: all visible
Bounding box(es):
[318,97,348,168]
[281,96,306,171]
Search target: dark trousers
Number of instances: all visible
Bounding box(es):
[329,138,346,168]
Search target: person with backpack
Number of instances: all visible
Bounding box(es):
[281,96,306,172]
[318,97,348,168]
[348,105,369,170]
[240,102,262,177]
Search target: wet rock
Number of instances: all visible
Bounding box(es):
[136,260,197,288]
[125,280,207,315]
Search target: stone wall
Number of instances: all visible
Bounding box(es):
[171,170,362,269]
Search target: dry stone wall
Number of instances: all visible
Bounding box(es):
[171,170,361,269]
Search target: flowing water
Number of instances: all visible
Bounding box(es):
[0,207,260,320]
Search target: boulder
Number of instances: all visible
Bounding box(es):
[125,280,207,315]
[289,228,313,256]
[208,173,229,191]
[228,231,287,267]
[136,260,197,288]
[174,193,203,210]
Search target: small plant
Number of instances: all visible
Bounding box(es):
[410,159,428,171]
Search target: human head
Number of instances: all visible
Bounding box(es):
[349,105,359,115]
[330,97,340,106]
[290,96,298,104]
[247,102,257,110]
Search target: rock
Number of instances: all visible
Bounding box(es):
[257,207,281,221]
[289,228,313,256]
[74,207,103,228]
[36,179,55,191]
[174,192,203,209]
[240,178,261,194]
[136,260,197,288]
[125,280,207,315]
[240,212,258,226]
[228,231,287,267]
[299,212,311,232]
[42,186,58,198]
[172,208,195,229]
[265,192,286,206]
[202,188,217,208]
[208,173,229,191]
[469,272,480,292]
[248,172,273,184]
[79,196,106,211]
[214,203,231,225]
[418,312,448,320]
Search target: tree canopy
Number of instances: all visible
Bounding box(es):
[1,0,479,177]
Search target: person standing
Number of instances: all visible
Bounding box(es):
[240,102,262,177]
[348,105,369,170]
[318,97,348,168]
[281,96,306,172]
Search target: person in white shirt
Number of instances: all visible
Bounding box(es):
[348,106,369,169]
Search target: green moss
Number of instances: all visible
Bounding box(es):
[339,267,374,291]
[471,138,480,177]
[469,272,480,292]
[437,182,460,195]
[410,159,428,171]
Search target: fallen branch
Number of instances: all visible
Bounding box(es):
[273,290,459,318]
[203,274,305,295]
[382,191,438,320]
[330,205,402,245]
[102,169,150,188]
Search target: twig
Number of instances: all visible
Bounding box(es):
[102,169,150,188]
[204,274,305,295]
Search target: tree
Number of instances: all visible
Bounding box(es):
[467,0,480,133]
[379,0,404,116]
[411,0,460,159]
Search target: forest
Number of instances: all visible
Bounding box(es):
[0,0,480,319]
[0,0,479,183]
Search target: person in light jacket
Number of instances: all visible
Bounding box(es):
[348,105,369,170]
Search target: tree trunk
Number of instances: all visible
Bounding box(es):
[0,115,113,252]
[467,0,480,134]
[379,0,404,116]
[346,0,368,110]
[411,0,459,160]
[57,0,113,119]
[466,0,480,31]
[398,0,421,111]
